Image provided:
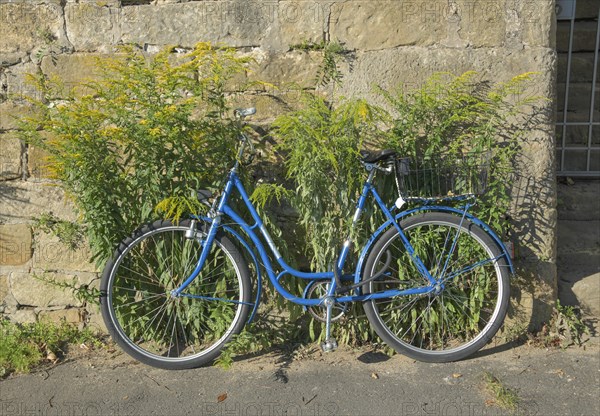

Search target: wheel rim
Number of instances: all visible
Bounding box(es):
[368,220,505,355]
[106,226,246,362]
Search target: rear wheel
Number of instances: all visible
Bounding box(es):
[363,212,510,362]
[100,219,251,369]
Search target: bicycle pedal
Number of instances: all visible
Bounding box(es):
[320,338,338,353]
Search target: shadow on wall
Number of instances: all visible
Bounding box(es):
[509,104,558,330]
[556,179,600,317]
[0,183,28,222]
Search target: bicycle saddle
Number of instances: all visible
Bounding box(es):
[196,189,213,206]
[360,149,397,163]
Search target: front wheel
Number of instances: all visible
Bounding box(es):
[100,219,251,369]
[362,212,510,362]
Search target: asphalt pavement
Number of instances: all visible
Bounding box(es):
[1,335,599,416]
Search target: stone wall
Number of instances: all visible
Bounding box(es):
[0,0,558,331]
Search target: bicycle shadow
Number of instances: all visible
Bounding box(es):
[356,351,391,364]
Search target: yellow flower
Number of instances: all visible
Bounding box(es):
[101,126,122,136]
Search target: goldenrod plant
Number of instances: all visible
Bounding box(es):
[20,43,252,266]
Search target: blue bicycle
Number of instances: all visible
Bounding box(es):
[100,108,512,369]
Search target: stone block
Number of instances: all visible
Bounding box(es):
[327,0,546,50]
[0,51,26,68]
[10,271,80,308]
[0,273,8,301]
[274,1,327,49]
[0,2,68,54]
[452,0,507,48]
[28,145,54,180]
[119,1,273,48]
[9,309,37,324]
[3,290,18,312]
[0,101,35,131]
[334,47,557,105]
[504,284,534,334]
[38,308,85,325]
[0,181,78,223]
[40,54,107,95]
[118,1,325,51]
[4,61,40,101]
[0,224,32,266]
[33,231,96,273]
[249,51,321,90]
[330,0,446,50]
[571,273,600,317]
[518,261,558,329]
[86,307,108,334]
[229,90,305,122]
[0,133,22,181]
[520,1,556,48]
[65,3,121,52]
[511,146,558,260]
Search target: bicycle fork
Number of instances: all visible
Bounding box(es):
[172,215,221,297]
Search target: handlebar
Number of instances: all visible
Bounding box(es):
[234,107,257,119]
[233,107,257,166]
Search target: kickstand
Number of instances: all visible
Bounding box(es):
[320,297,338,353]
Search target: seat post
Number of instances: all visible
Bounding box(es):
[365,167,377,184]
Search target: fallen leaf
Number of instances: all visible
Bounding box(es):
[371,372,379,379]
[452,373,462,379]
[217,392,228,403]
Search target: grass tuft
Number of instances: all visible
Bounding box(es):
[0,318,104,378]
[483,371,520,412]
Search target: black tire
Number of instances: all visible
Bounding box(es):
[100,219,251,369]
[363,212,510,362]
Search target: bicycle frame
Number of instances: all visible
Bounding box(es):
[171,173,506,312]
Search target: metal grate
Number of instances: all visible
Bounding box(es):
[556,0,600,177]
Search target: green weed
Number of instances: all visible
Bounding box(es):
[483,371,520,412]
[0,319,103,378]
[34,212,85,250]
[20,43,252,268]
[33,274,100,307]
[528,300,589,348]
